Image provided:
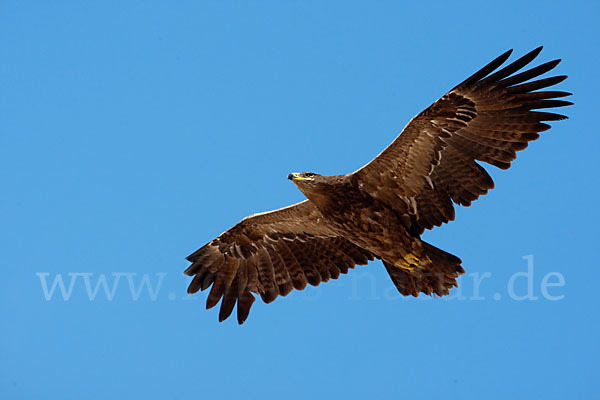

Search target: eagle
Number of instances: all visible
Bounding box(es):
[185,47,571,324]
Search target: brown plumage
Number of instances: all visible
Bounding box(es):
[185,47,571,324]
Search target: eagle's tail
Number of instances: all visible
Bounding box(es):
[383,242,465,297]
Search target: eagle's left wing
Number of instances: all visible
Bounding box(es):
[185,200,374,324]
[352,47,571,234]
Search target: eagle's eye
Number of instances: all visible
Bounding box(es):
[305,173,315,177]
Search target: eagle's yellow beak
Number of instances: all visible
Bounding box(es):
[288,173,313,181]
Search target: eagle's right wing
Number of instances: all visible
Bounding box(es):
[185,200,374,324]
[352,47,571,234]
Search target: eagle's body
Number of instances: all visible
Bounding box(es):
[185,47,571,324]
[292,173,464,298]
[296,174,430,268]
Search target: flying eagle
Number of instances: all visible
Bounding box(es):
[185,47,571,324]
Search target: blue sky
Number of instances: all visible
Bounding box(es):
[2,1,598,399]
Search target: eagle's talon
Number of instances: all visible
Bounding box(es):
[404,253,420,266]
[395,257,415,270]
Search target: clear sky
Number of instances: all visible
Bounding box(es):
[2,1,598,399]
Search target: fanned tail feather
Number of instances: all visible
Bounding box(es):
[384,242,464,297]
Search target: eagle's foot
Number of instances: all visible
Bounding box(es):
[404,253,420,265]
[395,253,420,269]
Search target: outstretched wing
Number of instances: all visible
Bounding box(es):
[185,200,374,324]
[352,47,572,234]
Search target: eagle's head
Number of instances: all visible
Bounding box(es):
[288,172,333,204]
[287,172,321,183]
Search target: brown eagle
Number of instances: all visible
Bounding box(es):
[185,47,571,324]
